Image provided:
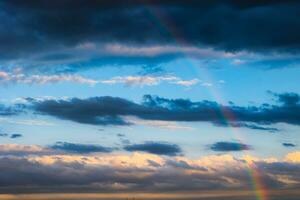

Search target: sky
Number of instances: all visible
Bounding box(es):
[0,1,300,199]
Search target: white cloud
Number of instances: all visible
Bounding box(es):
[100,75,201,87]
[231,59,245,65]
[0,144,49,155]
[104,44,238,58]
[0,70,98,86]
[0,70,202,87]
[126,117,194,130]
[174,79,199,86]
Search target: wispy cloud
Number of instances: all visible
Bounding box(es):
[127,117,193,130]
[0,70,98,86]
[104,44,236,58]
[0,70,204,87]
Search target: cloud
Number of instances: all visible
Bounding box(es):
[0,104,21,116]
[1,1,300,55]
[0,1,299,72]
[25,92,300,129]
[0,132,25,139]
[274,92,300,106]
[50,142,114,154]
[283,143,296,147]
[214,121,280,132]
[10,134,22,139]
[210,141,252,152]
[0,144,49,156]
[0,151,299,193]
[124,141,182,156]
[100,75,201,87]
[0,70,98,85]
[0,70,201,87]
[126,117,193,130]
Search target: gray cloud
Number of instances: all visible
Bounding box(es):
[0,152,298,194]
[210,141,252,152]
[50,142,114,154]
[282,143,296,147]
[124,141,182,156]
[26,92,300,130]
[10,134,23,139]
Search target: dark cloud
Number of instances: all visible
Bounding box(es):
[0,153,298,194]
[27,92,300,129]
[50,142,113,154]
[0,133,24,139]
[10,134,22,139]
[282,143,296,147]
[0,104,22,116]
[214,121,280,132]
[275,92,300,106]
[0,133,8,137]
[124,141,182,156]
[0,0,300,72]
[210,141,252,151]
[27,96,135,126]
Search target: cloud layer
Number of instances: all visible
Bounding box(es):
[0,1,300,72]
[24,92,300,130]
[0,147,299,194]
[0,70,204,87]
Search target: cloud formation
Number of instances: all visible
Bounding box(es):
[0,1,299,72]
[283,143,296,148]
[26,92,300,130]
[210,141,252,152]
[1,1,300,56]
[0,70,202,87]
[0,144,49,156]
[10,134,22,139]
[0,150,299,194]
[50,142,114,154]
[124,141,182,156]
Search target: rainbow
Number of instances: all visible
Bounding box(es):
[143,2,269,200]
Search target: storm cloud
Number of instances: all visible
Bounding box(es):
[0,0,300,72]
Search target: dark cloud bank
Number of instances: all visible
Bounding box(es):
[1,0,300,53]
[25,92,300,131]
[0,0,300,72]
[0,154,299,195]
